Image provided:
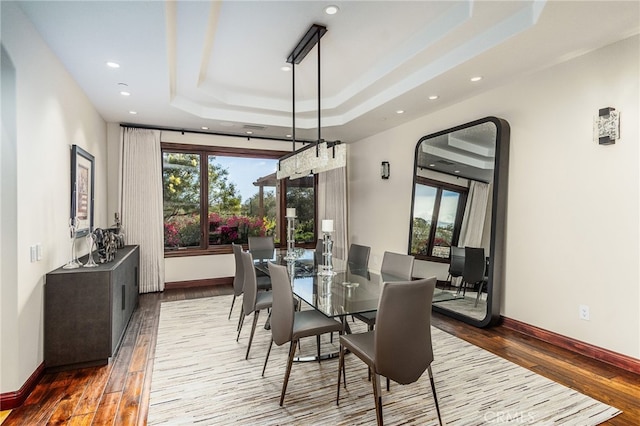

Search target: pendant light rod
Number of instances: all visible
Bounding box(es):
[317,28,322,155]
[292,60,296,152]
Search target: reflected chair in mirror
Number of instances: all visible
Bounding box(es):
[457,247,485,298]
[347,243,371,271]
[336,277,442,426]
[445,246,465,292]
[237,250,273,360]
[354,251,415,332]
[263,262,343,406]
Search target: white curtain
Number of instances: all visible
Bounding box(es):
[317,167,348,260]
[121,128,165,293]
[459,180,490,248]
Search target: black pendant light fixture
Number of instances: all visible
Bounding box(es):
[277,24,345,180]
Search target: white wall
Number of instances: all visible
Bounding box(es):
[1,3,107,393]
[349,35,640,358]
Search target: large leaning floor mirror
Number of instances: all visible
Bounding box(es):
[409,117,509,327]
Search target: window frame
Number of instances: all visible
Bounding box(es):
[162,142,303,257]
[410,176,468,263]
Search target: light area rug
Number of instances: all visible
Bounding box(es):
[148,296,621,425]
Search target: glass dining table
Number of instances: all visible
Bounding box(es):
[251,248,403,324]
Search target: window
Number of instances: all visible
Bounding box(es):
[162,143,316,254]
[285,175,317,243]
[410,177,467,261]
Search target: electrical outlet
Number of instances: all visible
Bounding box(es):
[30,245,37,263]
[579,304,590,321]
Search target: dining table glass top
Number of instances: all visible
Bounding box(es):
[252,248,404,319]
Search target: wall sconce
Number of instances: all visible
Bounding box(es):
[594,107,620,145]
[381,161,390,179]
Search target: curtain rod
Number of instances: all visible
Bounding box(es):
[119,122,315,144]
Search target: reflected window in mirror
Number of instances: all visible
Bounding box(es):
[411,177,467,261]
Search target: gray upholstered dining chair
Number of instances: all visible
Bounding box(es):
[347,243,371,270]
[353,251,414,332]
[248,235,275,257]
[336,277,442,426]
[236,250,272,360]
[262,262,343,406]
[229,244,270,324]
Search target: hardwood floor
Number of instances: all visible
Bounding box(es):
[2,285,639,425]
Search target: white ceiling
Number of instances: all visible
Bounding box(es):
[17,0,639,144]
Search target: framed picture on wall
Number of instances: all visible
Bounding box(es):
[70,144,94,238]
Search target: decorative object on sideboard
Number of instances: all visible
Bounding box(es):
[93,228,118,263]
[381,161,390,179]
[109,212,126,249]
[83,231,98,268]
[594,107,620,145]
[62,217,83,269]
[69,145,95,237]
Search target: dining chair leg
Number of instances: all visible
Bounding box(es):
[228,295,236,320]
[262,338,274,377]
[474,282,485,307]
[316,335,321,362]
[372,372,383,426]
[428,365,443,426]
[336,344,346,405]
[236,312,245,342]
[280,340,297,406]
[386,377,390,391]
[236,306,244,332]
[245,310,260,360]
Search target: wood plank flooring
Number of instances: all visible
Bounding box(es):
[2,285,638,425]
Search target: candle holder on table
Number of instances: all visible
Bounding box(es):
[318,219,336,276]
[284,208,297,260]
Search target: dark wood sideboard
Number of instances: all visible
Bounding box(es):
[44,245,139,371]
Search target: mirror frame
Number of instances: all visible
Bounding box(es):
[410,116,510,327]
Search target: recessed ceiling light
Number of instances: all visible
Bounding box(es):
[454,170,461,173]
[246,131,253,135]
[324,5,339,15]
[129,111,137,115]
[396,110,405,114]
[429,164,435,167]
[201,126,209,130]
[470,76,483,82]
[120,91,130,96]
[281,65,291,72]
[106,61,120,68]
[286,134,292,138]
[428,95,439,100]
